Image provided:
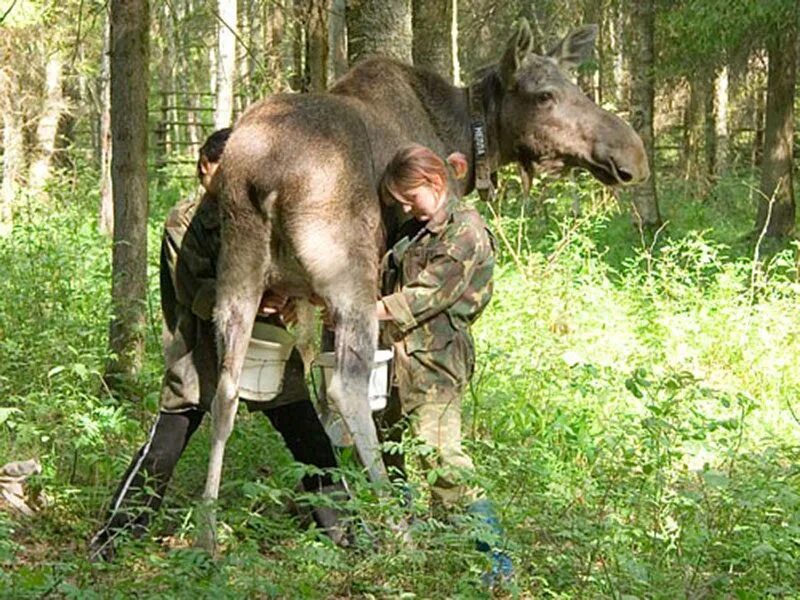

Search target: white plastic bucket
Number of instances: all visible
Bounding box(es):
[238,321,296,401]
[314,349,393,412]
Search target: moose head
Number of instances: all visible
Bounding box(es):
[484,21,649,191]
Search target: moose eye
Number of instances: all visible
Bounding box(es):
[535,91,555,105]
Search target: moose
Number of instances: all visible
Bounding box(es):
[197,20,649,550]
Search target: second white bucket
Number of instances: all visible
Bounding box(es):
[314,349,393,412]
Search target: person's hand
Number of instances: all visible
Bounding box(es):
[320,304,335,328]
[259,291,288,316]
[281,299,298,325]
[376,299,393,321]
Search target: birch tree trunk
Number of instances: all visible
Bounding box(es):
[609,0,626,109]
[214,0,237,129]
[99,14,113,236]
[347,0,412,64]
[28,54,65,196]
[1,70,23,237]
[714,65,729,176]
[106,0,150,386]
[412,0,455,81]
[628,0,661,227]
[755,20,797,237]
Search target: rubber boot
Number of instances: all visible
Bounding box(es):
[467,498,513,587]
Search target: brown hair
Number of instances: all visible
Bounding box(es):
[381,144,450,203]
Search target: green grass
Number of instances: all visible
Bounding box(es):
[1,164,799,598]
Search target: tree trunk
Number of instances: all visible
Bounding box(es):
[248,0,263,99]
[451,0,460,85]
[304,0,328,92]
[175,0,200,156]
[580,0,602,103]
[412,0,454,81]
[755,21,797,237]
[627,0,661,227]
[238,0,251,111]
[609,0,626,109]
[347,0,412,64]
[214,0,237,129]
[99,13,113,236]
[155,4,172,184]
[0,70,23,237]
[714,65,729,176]
[704,72,716,178]
[752,78,765,169]
[28,54,65,196]
[267,0,289,90]
[681,76,704,180]
[106,0,150,386]
[291,0,304,91]
[329,0,348,80]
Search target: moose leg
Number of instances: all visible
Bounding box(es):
[326,296,388,483]
[197,294,260,553]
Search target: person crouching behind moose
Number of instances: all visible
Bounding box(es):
[89,129,348,561]
[375,144,513,583]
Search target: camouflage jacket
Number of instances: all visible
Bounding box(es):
[159,193,304,412]
[381,197,495,411]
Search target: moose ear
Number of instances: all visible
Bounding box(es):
[499,19,534,87]
[548,24,598,70]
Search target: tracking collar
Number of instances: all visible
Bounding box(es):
[468,83,497,201]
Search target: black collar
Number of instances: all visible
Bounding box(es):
[468,83,496,201]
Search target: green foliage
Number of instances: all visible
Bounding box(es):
[1,166,799,597]
[657,0,798,77]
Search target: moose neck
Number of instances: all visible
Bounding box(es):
[415,68,505,196]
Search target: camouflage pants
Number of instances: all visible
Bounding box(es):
[377,386,480,509]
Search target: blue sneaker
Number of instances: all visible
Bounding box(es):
[467,499,514,586]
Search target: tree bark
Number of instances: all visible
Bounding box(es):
[627,0,661,227]
[28,53,65,196]
[0,69,23,237]
[99,13,113,236]
[329,0,348,80]
[106,0,150,386]
[412,0,454,81]
[267,0,290,90]
[291,0,304,91]
[303,0,328,92]
[752,80,765,168]
[714,65,729,176]
[681,76,704,180]
[755,20,797,237]
[214,0,237,129]
[704,72,716,178]
[609,0,626,109]
[248,0,263,100]
[347,0,412,64]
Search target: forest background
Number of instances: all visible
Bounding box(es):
[1,0,800,597]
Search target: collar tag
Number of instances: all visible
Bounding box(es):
[468,86,496,202]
